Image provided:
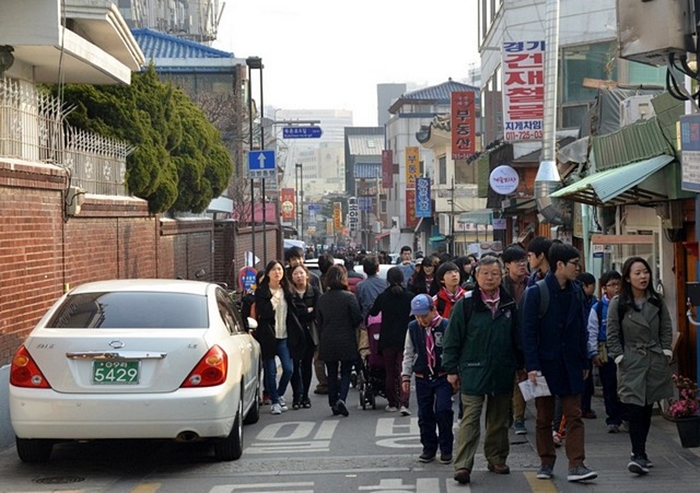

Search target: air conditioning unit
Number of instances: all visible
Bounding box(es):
[617,0,694,67]
[620,95,656,126]
[438,213,452,235]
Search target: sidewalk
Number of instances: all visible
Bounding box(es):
[509,394,700,491]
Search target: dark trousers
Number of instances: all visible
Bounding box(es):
[326,360,352,407]
[535,394,586,469]
[581,371,594,413]
[624,402,653,457]
[383,347,409,408]
[415,375,454,455]
[291,335,315,403]
[599,360,623,425]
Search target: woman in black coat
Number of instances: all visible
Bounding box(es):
[289,263,320,409]
[316,265,363,417]
[369,266,415,414]
[410,256,441,296]
[254,260,305,415]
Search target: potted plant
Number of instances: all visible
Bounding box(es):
[666,374,700,448]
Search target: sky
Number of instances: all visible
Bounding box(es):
[214,1,480,127]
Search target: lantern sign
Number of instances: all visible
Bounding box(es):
[489,165,520,195]
[347,196,359,235]
[415,177,432,218]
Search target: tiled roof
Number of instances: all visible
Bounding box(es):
[132,28,235,61]
[348,135,384,155]
[353,163,382,179]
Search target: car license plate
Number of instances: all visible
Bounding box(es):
[92,360,140,384]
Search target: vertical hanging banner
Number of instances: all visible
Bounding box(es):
[280,188,296,221]
[347,196,359,236]
[405,189,418,228]
[333,201,343,231]
[451,91,476,160]
[405,146,421,188]
[382,149,394,188]
[415,177,432,218]
[502,40,545,142]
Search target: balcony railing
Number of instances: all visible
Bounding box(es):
[0,76,133,196]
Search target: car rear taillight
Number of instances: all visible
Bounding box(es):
[10,346,51,389]
[181,345,228,387]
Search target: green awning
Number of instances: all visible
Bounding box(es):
[458,210,492,225]
[428,235,447,243]
[550,154,674,206]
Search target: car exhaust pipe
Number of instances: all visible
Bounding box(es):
[176,431,199,442]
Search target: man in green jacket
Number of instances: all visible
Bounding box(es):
[443,256,520,485]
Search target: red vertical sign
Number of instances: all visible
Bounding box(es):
[382,149,393,188]
[451,91,476,160]
[405,189,418,229]
[280,188,295,221]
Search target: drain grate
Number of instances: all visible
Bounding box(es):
[33,476,85,484]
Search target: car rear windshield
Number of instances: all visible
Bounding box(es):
[47,292,209,329]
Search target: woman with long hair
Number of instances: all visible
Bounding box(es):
[289,263,320,409]
[254,260,305,415]
[607,256,673,475]
[410,256,441,296]
[369,266,415,415]
[316,265,363,416]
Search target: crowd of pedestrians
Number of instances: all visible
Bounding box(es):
[239,239,676,486]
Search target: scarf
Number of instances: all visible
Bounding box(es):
[424,313,443,373]
[443,286,466,304]
[480,289,500,315]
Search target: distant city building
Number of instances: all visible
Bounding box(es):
[118,0,222,44]
[377,83,407,127]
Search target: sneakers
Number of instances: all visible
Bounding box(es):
[567,465,598,482]
[400,405,411,416]
[314,386,328,395]
[630,453,653,468]
[581,410,597,419]
[552,430,562,447]
[335,399,349,417]
[607,424,620,433]
[513,420,527,435]
[439,453,452,464]
[278,397,288,412]
[537,463,554,480]
[453,468,470,484]
[418,451,435,463]
[270,403,282,415]
[385,405,398,412]
[628,456,649,475]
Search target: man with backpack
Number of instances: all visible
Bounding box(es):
[521,242,597,483]
[443,256,520,485]
[587,270,625,433]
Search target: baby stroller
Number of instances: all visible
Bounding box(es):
[358,313,386,409]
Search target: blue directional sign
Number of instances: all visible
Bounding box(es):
[307,203,322,211]
[283,126,323,139]
[247,150,276,179]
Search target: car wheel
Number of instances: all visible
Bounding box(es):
[214,396,243,461]
[16,437,53,463]
[243,375,260,425]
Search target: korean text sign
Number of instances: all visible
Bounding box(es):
[451,91,476,159]
[502,40,545,141]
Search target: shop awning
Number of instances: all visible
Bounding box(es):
[428,235,447,243]
[458,210,492,225]
[550,154,674,207]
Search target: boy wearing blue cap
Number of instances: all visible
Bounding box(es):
[401,293,454,464]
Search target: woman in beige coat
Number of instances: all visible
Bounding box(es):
[607,256,673,476]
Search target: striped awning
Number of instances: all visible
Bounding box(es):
[354,163,381,179]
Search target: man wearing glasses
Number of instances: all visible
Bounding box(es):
[521,243,597,483]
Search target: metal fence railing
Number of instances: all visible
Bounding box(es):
[0,76,133,196]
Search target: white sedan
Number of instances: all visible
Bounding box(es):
[9,279,261,463]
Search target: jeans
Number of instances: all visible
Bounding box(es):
[263,338,293,405]
[415,375,454,455]
[599,360,623,425]
[325,360,353,408]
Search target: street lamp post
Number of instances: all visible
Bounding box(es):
[246,59,256,264]
[247,56,266,263]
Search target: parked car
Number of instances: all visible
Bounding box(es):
[9,279,261,463]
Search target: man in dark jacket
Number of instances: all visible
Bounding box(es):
[521,243,597,483]
[443,256,520,485]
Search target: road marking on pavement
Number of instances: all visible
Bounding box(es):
[209,482,313,493]
[248,420,337,454]
[359,478,440,492]
[375,417,422,448]
[524,471,558,493]
[131,484,161,493]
